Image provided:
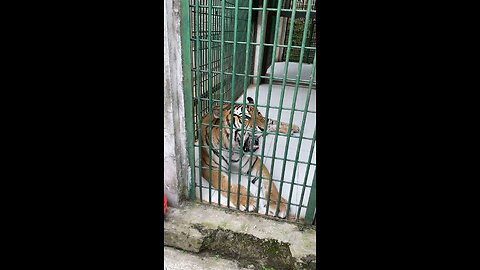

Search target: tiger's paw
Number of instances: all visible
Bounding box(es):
[266,198,288,219]
[291,124,300,133]
[268,208,287,219]
[245,198,257,212]
[277,210,287,219]
[239,202,256,212]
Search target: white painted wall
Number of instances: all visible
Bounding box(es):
[164,0,189,207]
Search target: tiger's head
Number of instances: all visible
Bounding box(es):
[213,97,266,153]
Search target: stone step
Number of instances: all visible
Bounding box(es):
[164,202,316,270]
[164,246,250,270]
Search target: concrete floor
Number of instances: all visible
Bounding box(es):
[194,82,316,220]
[164,246,250,270]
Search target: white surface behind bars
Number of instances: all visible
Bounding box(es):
[194,83,316,220]
[266,62,315,82]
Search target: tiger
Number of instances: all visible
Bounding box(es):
[200,97,299,218]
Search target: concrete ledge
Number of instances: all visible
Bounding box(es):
[164,221,205,252]
[164,202,316,270]
[165,246,251,270]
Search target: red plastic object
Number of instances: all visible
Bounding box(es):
[164,194,167,215]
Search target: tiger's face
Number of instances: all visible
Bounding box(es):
[238,101,265,153]
[213,97,265,153]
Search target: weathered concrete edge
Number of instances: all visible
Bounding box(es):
[164,222,205,253]
[164,202,316,258]
[164,203,316,269]
[164,222,315,270]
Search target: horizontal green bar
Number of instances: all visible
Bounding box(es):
[195,160,316,172]
[194,178,312,198]
[194,129,316,143]
[190,5,317,14]
[194,171,314,190]
[189,39,316,50]
[193,186,309,208]
[194,100,316,114]
[192,71,316,84]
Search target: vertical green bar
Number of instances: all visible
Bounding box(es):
[246,0,281,214]
[235,0,254,211]
[239,0,257,209]
[180,0,196,199]
[194,0,203,202]
[288,53,317,219]
[306,19,315,63]
[223,0,240,209]
[206,0,214,204]
[230,0,242,210]
[225,0,235,209]
[282,0,314,216]
[297,127,316,221]
[266,0,298,217]
[304,170,316,224]
[216,0,226,207]
[253,0,277,212]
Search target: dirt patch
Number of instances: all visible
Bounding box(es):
[193,224,298,270]
[294,254,316,270]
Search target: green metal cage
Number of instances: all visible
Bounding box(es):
[180,0,317,224]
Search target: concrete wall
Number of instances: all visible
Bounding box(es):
[164,0,189,206]
[275,17,288,61]
[252,10,265,85]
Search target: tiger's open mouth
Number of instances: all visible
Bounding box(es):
[243,136,261,152]
[253,137,260,151]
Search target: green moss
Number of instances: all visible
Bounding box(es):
[199,221,217,228]
[193,225,296,270]
[265,243,281,255]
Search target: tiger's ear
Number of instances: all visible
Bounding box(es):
[247,97,254,104]
[213,104,230,118]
